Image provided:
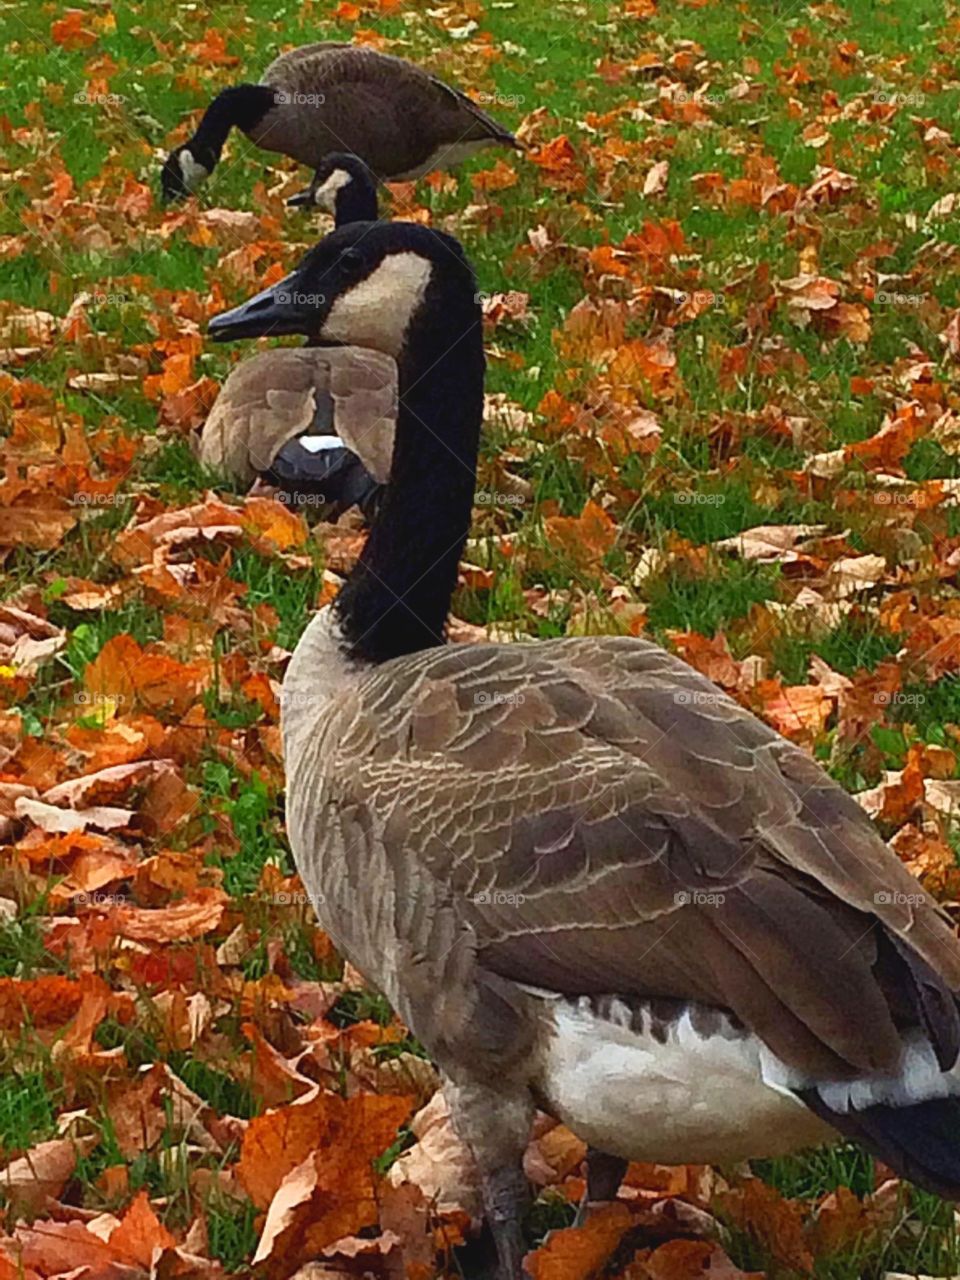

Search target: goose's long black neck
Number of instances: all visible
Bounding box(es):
[190,85,276,168]
[335,181,378,227]
[334,287,484,666]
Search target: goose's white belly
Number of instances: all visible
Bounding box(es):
[394,139,498,181]
[535,995,834,1164]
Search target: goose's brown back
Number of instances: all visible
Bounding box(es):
[251,43,517,177]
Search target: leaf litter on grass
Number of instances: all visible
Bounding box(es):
[1,0,960,1275]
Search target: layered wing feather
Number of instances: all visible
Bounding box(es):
[289,634,960,1081]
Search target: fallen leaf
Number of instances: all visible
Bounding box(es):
[0,1135,97,1215]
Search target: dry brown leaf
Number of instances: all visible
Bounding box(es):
[387,1088,482,1218]
[525,1203,634,1280]
[0,1135,97,1215]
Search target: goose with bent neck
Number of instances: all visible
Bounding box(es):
[160,43,519,201]
[209,221,960,1280]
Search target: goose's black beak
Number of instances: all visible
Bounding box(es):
[208,274,317,341]
[285,188,314,209]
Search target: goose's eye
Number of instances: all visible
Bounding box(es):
[339,249,365,277]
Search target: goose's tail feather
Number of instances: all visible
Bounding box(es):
[801,1090,960,1200]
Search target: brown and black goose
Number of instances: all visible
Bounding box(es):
[161,42,518,201]
[210,221,960,1280]
[197,154,392,519]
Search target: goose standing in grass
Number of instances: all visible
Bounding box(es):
[197,153,389,519]
[161,42,519,202]
[210,222,960,1280]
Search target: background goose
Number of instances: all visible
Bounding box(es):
[160,42,519,201]
[197,152,389,518]
[209,223,960,1280]
[286,150,379,218]
[196,345,394,519]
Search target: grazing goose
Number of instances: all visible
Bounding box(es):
[210,223,960,1280]
[286,150,379,218]
[161,42,519,201]
[197,153,389,518]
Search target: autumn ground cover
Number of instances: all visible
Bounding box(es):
[1,0,960,1275]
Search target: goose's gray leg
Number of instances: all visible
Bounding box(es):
[573,1148,628,1227]
[483,1163,530,1280]
[443,1075,534,1280]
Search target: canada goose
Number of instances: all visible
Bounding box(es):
[160,42,519,201]
[286,150,379,219]
[210,223,960,1279]
[195,345,395,520]
[197,152,390,518]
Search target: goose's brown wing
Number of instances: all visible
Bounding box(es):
[315,635,960,1079]
[427,75,519,145]
[257,45,515,174]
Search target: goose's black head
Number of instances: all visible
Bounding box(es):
[160,144,212,202]
[287,152,379,224]
[208,221,479,366]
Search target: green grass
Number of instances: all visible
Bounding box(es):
[206,1194,259,1271]
[645,560,781,637]
[0,1070,59,1156]
[200,761,292,895]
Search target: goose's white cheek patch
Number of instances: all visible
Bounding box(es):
[312,168,352,212]
[179,150,211,191]
[321,252,433,357]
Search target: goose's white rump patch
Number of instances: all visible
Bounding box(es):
[535,995,832,1164]
[299,434,345,453]
[321,252,433,357]
[535,993,960,1163]
[761,1034,960,1113]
